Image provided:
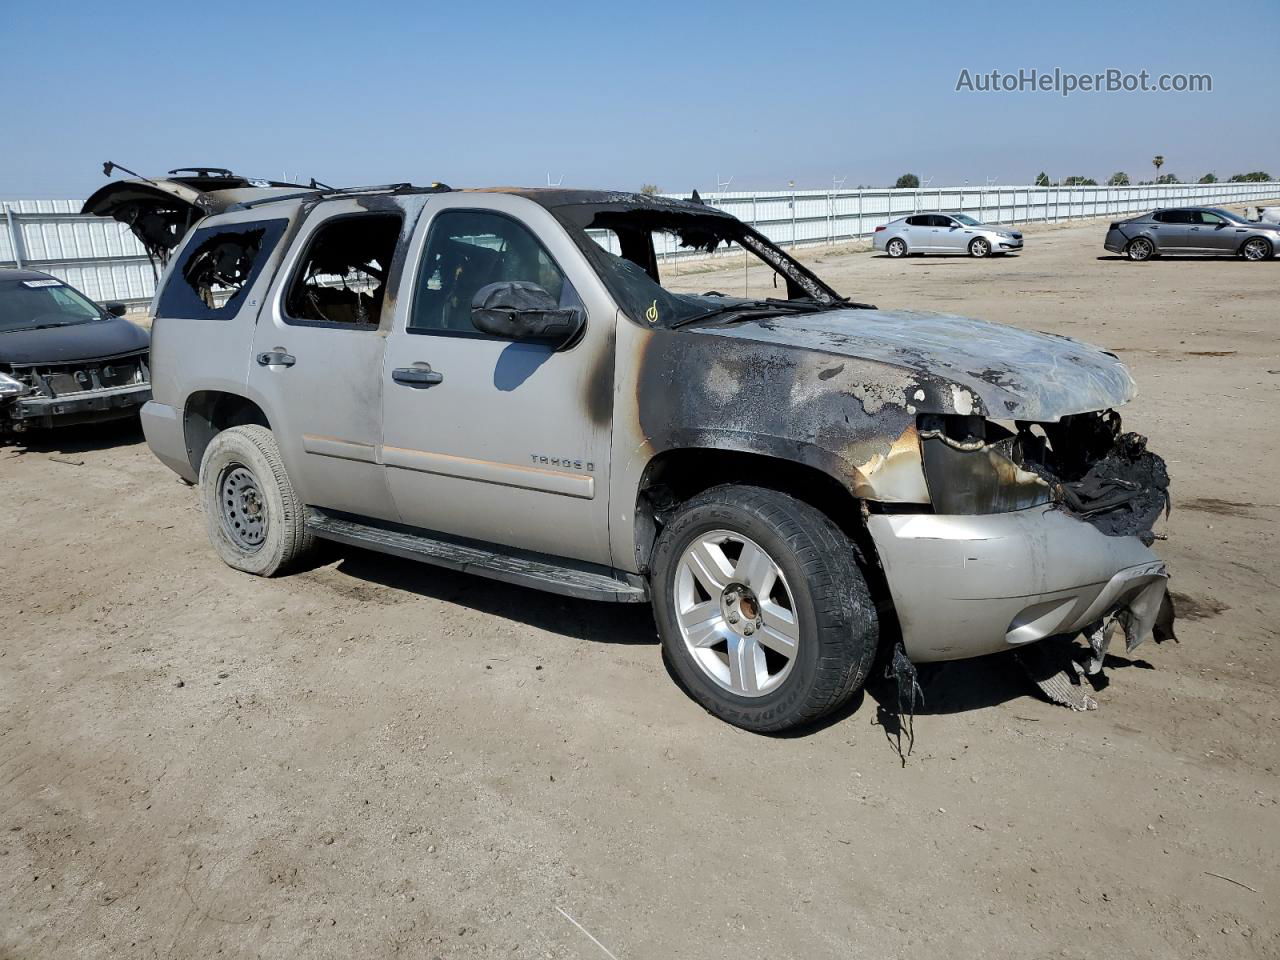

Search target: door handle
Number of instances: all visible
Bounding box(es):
[256,350,296,367]
[392,366,444,387]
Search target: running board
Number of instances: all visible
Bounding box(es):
[305,509,648,603]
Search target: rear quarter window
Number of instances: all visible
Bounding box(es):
[155,217,288,320]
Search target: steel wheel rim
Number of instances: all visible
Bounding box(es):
[218,462,268,552]
[1243,239,1266,260]
[673,530,799,698]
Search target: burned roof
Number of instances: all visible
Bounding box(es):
[464,187,734,218]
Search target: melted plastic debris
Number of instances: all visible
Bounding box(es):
[887,642,924,764]
[1015,638,1099,712]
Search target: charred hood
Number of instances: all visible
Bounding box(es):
[696,308,1136,421]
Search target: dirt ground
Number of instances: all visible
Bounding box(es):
[3,208,1278,959]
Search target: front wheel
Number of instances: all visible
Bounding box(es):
[885,237,908,258]
[650,486,879,732]
[198,424,314,576]
[969,237,991,258]
[1241,237,1272,261]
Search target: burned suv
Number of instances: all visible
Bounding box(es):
[87,171,1174,732]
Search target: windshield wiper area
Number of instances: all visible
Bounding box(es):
[671,296,872,329]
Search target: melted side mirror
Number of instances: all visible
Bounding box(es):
[103,301,128,317]
[471,281,584,348]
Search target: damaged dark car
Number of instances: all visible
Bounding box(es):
[86,168,1175,733]
[0,269,151,434]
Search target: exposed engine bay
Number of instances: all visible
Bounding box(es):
[918,409,1171,543]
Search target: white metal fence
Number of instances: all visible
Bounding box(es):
[4,182,1278,310]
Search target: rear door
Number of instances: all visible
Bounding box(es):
[380,194,617,566]
[247,197,427,522]
[1151,210,1191,250]
[903,215,938,251]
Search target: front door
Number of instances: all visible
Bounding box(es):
[935,215,969,252]
[381,198,615,566]
[1190,210,1237,252]
[248,198,424,522]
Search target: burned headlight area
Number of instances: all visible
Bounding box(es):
[918,411,1171,541]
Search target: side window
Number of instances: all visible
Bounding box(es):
[931,215,955,227]
[1196,211,1224,225]
[284,213,402,327]
[904,215,927,227]
[410,209,568,334]
[155,218,288,321]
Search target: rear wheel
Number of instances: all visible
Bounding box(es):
[650,485,879,732]
[969,237,991,258]
[886,237,908,258]
[1241,237,1272,261]
[1126,237,1155,262]
[198,424,314,576]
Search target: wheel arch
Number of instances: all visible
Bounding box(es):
[633,446,878,573]
[184,390,272,475]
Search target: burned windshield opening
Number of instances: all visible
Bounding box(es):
[552,203,843,328]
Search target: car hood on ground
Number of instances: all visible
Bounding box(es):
[694,308,1135,421]
[0,316,149,365]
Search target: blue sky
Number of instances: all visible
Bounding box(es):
[4,0,1276,197]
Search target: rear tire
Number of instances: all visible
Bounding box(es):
[650,485,879,733]
[1125,237,1155,262]
[886,237,908,258]
[198,424,314,576]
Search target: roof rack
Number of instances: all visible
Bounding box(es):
[168,166,236,179]
[232,181,453,211]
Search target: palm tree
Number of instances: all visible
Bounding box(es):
[1153,155,1165,180]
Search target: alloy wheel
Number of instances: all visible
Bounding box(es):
[1242,238,1269,261]
[673,530,799,697]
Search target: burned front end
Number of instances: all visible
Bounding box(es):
[1,350,151,432]
[867,407,1173,664]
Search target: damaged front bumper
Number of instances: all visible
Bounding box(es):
[867,507,1168,663]
[3,381,151,430]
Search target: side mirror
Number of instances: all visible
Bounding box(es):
[102,301,128,317]
[471,281,584,348]
[949,223,961,229]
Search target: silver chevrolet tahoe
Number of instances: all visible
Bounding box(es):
[86,169,1175,732]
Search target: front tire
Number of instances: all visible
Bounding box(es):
[650,486,879,732]
[885,237,907,258]
[969,237,991,258]
[198,424,314,576]
[1126,237,1155,262]
[1241,237,1272,261]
